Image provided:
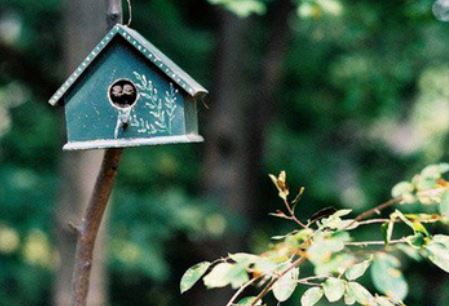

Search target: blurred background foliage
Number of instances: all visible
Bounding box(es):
[1,0,449,305]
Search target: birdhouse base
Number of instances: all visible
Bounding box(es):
[63,134,204,151]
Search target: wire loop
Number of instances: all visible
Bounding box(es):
[126,0,132,26]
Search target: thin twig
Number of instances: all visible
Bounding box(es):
[357,217,441,226]
[226,276,262,306]
[250,256,306,306]
[354,197,401,222]
[345,238,408,247]
[282,199,307,229]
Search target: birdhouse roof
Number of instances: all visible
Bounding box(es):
[49,24,208,106]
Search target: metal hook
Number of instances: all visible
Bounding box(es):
[126,0,132,26]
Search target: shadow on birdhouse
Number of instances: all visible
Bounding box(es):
[49,24,208,150]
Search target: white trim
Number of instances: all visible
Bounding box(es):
[63,134,204,151]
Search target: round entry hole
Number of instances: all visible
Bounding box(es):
[108,79,138,108]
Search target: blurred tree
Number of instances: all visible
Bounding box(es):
[52,1,109,306]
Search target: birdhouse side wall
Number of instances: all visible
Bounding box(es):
[184,96,199,135]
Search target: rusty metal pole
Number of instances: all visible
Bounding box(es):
[70,2,123,306]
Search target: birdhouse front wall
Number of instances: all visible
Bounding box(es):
[64,37,196,148]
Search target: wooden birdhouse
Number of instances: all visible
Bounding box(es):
[49,24,207,150]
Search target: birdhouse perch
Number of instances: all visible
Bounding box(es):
[49,24,207,150]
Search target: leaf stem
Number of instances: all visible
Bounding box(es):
[345,238,408,247]
[226,276,262,306]
[283,199,307,229]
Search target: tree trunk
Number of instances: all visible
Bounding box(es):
[197,1,294,305]
[242,0,295,218]
[53,1,109,306]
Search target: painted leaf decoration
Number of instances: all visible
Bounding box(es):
[180,261,211,293]
[203,263,234,288]
[345,258,372,280]
[323,277,345,302]
[440,190,449,217]
[301,287,324,306]
[346,282,374,305]
[371,254,408,301]
[272,267,299,302]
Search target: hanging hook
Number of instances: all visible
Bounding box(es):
[126,0,133,26]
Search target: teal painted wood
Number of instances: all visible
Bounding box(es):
[49,25,207,150]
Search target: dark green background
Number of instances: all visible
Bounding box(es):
[1,0,449,305]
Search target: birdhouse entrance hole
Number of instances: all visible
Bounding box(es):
[108,79,138,109]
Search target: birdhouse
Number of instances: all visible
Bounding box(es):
[49,24,207,150]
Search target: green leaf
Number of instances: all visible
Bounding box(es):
[323,277,345,302]
[237,297,262,305]
[344,290,356,305]
[440,190,449,217]
[230,265,250,289]
[180,261,211,293]
[438,163,449,173]
[391,181,414,198]
[346,282,374,305]
[301,287,324,306]
[432,234,449,248]
[203,263,234,288]
[396,244,422,261]
[272,267,299,302]
[425,238,449,272]
[345,257,372,280]
[319,209,353,230]
[308,232,350,265]
[371,254,408,301]
[229,253,259,267]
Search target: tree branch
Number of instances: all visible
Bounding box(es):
[70,149,123,306]
[70,3,123,306]
[354,197,401,222]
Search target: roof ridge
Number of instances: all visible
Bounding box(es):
[49,24,207,106]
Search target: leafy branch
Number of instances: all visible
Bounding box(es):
[180,163,449,306]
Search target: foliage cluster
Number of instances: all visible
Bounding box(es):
[181,165,449,305]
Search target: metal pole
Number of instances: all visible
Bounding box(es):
[70,2,123,306]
